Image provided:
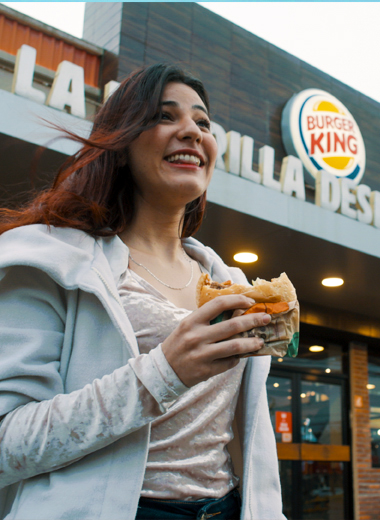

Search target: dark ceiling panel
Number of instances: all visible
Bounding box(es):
[195,201,380,321]
[0,134,65,208]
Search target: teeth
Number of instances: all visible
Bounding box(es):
[166,154,201,166]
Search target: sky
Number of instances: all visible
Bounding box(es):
[2,2,380,103]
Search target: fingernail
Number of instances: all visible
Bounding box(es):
[247,298,255,305]
[263,314,271,324]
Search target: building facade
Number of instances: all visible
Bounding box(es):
[0,3,379,519]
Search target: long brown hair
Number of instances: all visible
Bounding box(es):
[0,63,211,237]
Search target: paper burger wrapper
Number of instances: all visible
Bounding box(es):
[210,300,300,358]
[197,272,300,358]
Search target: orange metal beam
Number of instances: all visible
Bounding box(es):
[0,14,100,87]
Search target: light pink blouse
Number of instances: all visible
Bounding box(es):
[118,268,246,500]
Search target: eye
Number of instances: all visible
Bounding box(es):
[160,111,172,121]
[197,119,211,130]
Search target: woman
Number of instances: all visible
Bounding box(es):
[0,64,285,520]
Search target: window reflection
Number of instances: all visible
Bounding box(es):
[272,340,342,374]
[301,381,342,445]
[302,461,345,520]
[368,354,380,468]
[279,460,292,519]
[266,376,292,443]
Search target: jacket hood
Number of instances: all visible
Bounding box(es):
[0,225,129,290]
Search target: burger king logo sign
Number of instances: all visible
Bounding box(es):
[281,89,366,185]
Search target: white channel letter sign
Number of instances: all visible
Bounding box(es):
[11,44,120,117]
[281,89,366,185]
[12,44,86,118]
[211,121,380,230]
[210,121,305,201]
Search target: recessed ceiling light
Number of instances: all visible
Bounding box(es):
[309,345,324,352]
[325,368,331,373]
[322,277,344,287]
[233,252,258,263]
[367,384,376,390]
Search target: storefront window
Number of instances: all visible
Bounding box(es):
[272,338,343,374]
[269,330,350,519]
[267,375,293,443]
[368,353,380,468]
[279,460,292,519]
[302,461,345,520]
[301,380,342,445]
[278,459,347,520]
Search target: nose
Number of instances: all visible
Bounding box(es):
[177,116,203,143]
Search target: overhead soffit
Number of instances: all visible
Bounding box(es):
[196,201,380,324]
[0,90,91,155]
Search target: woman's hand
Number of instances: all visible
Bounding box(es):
[162,295,271,387]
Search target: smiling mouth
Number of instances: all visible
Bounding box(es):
[165,153,203,167]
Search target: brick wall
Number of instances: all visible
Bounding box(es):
[350,342,380,520]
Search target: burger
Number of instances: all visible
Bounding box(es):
[196,272,299,358]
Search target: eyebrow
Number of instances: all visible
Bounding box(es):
[160,100,209,116]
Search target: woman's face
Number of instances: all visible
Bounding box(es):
[128,82,217,209]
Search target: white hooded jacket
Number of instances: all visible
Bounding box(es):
[0,225,285,520]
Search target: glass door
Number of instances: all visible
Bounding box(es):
[267,370,351,520]
[266,374,294,518]
[300,377,346,520]
[300,379,342,444]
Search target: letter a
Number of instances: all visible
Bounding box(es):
[47,61,86,118]
[280,156,306,201]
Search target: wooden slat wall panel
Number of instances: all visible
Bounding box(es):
[145,4,192,64]
[191,60,231,127]
[300,301,380,339]
[120,2,148,44]
[118,2,380,193]
[190,11,232,107]
[0,13,100,87]
[192,10,232,53]
[118,35,146,78]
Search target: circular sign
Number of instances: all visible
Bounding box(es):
[281,89,366,185]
